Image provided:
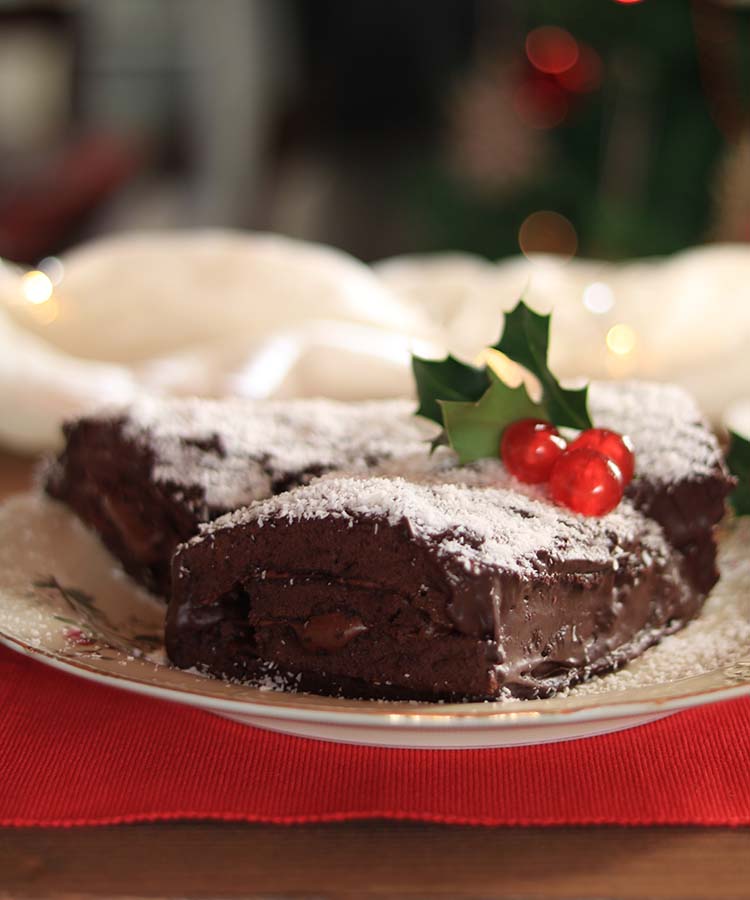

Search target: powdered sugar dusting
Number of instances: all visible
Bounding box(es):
[203,474,669,577]
[588,380,723,485]
[112,380,723,517]
[360,451,543,499]
[570,518,750,695]
[120,397,435,511]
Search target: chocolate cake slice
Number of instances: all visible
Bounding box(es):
[168,476,698,700]
[167,381,733,701]
[45,398,433,595]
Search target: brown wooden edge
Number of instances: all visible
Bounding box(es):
[1,823,750,899]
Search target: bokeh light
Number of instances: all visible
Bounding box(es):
[525,27,579,75]
[583,282,615,314]
[28,296,60,325]
[519,211,578,261]
[606,323,637,356]
[612,0,644,4]
[478,348,542,402]
[38,256,65,286]
[21,270,54,305]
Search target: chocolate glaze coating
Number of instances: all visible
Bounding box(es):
[165,377,734,701]
[168,500,700,701]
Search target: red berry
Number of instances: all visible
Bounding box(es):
[549,448,624,516]
[500,418,567,484]
[568,428,635,484]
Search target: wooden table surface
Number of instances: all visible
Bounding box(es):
[1,452,749,900]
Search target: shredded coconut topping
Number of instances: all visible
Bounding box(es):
[118,397,435,512]
[97,380,723,525]
[200,475,669,576]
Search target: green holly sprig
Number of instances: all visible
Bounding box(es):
[728,430,750,517]
[412,300,592,464]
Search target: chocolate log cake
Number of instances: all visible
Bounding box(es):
[169,476,701,700]
[167,382,734,701]
[44,398,433,596]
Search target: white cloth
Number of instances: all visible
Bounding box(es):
[2,230,749,451]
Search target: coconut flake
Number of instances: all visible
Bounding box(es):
[201,474,669,577]
[117,397,435,511]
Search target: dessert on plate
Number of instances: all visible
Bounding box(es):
[167,379,731,701]
[44,303,736,701]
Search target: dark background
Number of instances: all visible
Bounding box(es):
[0,0,746,265]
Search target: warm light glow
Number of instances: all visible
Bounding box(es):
[476,348,523,386]
[519,211,578,261]
[613,0,644,4]
[21,270,53,305]
[583,282,615,314]
[606,323,637,356]
[28,295,59,325]
[483,348,543,403]
[525,27,579,75]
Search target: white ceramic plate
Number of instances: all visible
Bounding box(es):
[2,493,750,749]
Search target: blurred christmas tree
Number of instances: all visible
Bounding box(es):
[405,0,743,260]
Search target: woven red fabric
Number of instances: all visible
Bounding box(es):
[2,645,749,828]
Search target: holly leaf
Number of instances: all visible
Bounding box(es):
[411,353,489,425]
[439,370,545,465]
[412,299,591,465]
[493,300,592,430]
[728,430,750,516]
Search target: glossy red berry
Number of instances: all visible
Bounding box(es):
[568,428,635,484]
[500,418,567,484]
[549,448,624,516]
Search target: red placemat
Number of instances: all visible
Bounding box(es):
[2,644,750,828]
